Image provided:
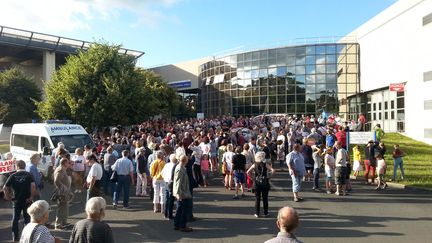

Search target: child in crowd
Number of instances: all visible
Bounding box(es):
[376,154,388,190]
[324,147,336,194]
[201,154,210,187]
[352,144,362,177]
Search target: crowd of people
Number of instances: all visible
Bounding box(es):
[2,113,406,242]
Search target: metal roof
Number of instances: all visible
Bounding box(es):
[0,25,144,59]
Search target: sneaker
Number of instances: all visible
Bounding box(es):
[326,190,332,194]
[293,197,299,202]
[263,213,269,217]
[375,187,380,190]
[233,195,239,199]
[113,204,118,209]
[335,192,340,196]
[254,214,259,218]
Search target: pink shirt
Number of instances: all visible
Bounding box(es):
[201,159,210,171]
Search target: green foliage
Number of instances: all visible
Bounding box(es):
[37,43,179,128]
[0,68,41,125]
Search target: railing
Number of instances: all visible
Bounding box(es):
[0,25,144,59]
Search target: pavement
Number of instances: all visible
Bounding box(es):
[1,169,432,243]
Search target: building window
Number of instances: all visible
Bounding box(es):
[373,103,376,111]
[391,100,394,109]
[379,113,382,120]
[385,111,388,119]
[373,113,376,120]
[378,102,382,110]
[424,71,432,82]
[384,101,388,110]
[397,97,405,109]
[423,12,432,26]
[391,111,395,119]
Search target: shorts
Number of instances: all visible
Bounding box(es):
[210,152,217,158]
[325,168,334,180]
[335,166,347,185]
[233,171,246,184]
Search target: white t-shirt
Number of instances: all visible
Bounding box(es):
[72,155,86,172]
[86,163,103,183]
[222,151,235,172]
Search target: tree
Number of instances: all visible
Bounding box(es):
[37,43,180,128]
[0,68,41,125]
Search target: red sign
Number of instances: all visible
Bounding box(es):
[0,160,16,173]
[389,83,405,92]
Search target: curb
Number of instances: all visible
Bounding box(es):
[349,175,432,192]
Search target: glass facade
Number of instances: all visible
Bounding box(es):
[199,43,360,118]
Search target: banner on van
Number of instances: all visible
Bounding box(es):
[0,160,16,174]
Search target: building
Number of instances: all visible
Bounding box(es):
[152,0,432,145]
[344,0,432,144]
[0,25,144,89]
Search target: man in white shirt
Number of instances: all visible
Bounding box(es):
[161,154,178,220]
[86,154,103,201]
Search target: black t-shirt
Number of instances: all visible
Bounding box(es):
[5,170,34,203]
[232,154,246,171]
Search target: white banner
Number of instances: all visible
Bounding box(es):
[0,123,3,135]
[272,122,280,128]
[349,132,375,144]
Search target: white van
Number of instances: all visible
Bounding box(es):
[10,122,94,177]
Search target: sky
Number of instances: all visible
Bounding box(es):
[0,0,397,68]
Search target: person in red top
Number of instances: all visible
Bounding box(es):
[358,114,366,131]
[335,126,347,149]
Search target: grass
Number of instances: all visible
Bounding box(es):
[350,133,432,189]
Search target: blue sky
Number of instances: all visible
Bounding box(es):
[1,0,397,67]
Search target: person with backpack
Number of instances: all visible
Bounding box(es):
[246,151,275,218]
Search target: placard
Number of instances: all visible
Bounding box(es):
[349,132,375,144]
[0,160,16,173]
[272,122,280,128]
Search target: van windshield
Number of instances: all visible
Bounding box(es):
[50,134,95,153]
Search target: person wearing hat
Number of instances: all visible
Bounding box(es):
[311,145,322,191]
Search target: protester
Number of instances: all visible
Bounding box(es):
[231,146,247,199]
[264,207,303,243]
[246,151,274,217]
[311,145,322,191]
[392,144,405,181]
[374,124,385,142]
[364,140,377,184]
[53,158,73,230]
[375,154,388,190]
[20,200,60,243]
[173,155,193,232]
[103,146,117,197]
[69,197,114,243]
[352,144,362,177]
[111,150,135,209]
[150,151,167,213]
[136,147,148,196]
[334,142,349,196]
[3,160,36,242]
[200,154,210,187]
[26,153,43,200]
[324,147,336,194]
[286,144,305,202]
[222,144,235,190]
[85,154,103,201]
[71,148,86,194]
[161,154,179,220]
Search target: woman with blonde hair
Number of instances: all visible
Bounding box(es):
[246,151,274,217]
[71,148,85,193]
[222,143,235,190]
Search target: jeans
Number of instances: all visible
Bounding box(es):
[113,175,131,207]
[291,171,303,192]
[174,198,192,228]
[165,188,175,219]
[12,202,30,239]
[393,157,405,180]
[313,168,320,189]
[103,169,116,197]
[254,185,269,215]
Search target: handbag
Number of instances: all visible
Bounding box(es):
[110,171,118,182]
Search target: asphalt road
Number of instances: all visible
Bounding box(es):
[1,170,431,243]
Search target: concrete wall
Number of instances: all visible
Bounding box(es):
[345,0,432,144]
[150,57,211,91]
